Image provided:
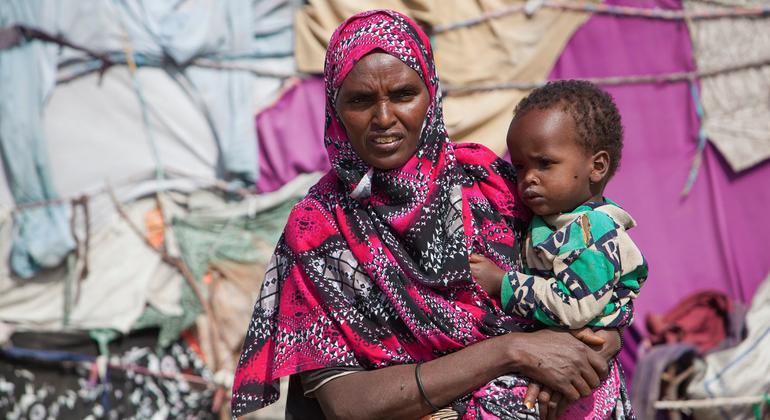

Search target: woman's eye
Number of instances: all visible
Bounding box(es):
[392,90,416,101]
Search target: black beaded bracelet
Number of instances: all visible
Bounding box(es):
[415,362,440,411]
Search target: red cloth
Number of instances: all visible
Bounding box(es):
[645,290,733,353]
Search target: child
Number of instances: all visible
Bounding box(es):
[471,80,648,417]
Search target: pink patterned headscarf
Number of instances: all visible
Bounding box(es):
[232,10,529,417]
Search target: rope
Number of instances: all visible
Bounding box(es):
[432,1,770,33]
[8,171,246,213]
[654,393,770,410]
[114,1,165,183]
[442,57,770,95]
[191,58,297,79]
[681,81,708,197]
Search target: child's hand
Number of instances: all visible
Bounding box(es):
[469,254,506,297]
[569,327,606,347]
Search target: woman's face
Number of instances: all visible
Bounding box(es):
[335,53,430,170]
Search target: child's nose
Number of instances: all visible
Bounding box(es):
[523,170,538,185]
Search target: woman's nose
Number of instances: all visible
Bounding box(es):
[372,101,396,128]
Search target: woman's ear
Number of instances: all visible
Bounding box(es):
[589,151,610,184]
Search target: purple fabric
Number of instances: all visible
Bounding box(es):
[548,0,770,380]
[256,76,329,193]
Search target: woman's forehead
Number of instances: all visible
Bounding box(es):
[341,53,425,89]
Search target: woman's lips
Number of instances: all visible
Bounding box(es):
[369,135,404,153]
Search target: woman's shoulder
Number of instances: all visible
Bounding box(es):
[284,173,342,253]
[452,142,516,179]
[452,141,501,162]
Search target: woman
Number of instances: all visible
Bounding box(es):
[232,10,628,420]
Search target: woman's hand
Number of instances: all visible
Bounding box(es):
[507,328,607,402]
[522,327,623,419]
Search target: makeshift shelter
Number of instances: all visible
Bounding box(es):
[1,0,769,419]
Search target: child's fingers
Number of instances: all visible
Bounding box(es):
[524,382,540,410]
[570,327,606,346]
[469,253,485,263]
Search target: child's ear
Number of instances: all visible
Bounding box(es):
[589,151,610,183]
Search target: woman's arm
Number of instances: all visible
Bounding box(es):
[315,328,610,420]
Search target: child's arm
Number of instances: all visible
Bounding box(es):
[502,211,646,329]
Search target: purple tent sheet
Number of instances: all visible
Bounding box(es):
[550,0,770,378]
[255,0,770,380]
[256,77,329,193]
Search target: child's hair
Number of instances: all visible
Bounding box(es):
[514,80,624,179]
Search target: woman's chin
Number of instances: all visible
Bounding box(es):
[366,150,414,170]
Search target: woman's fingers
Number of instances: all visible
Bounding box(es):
[587,350,610,379]
[556,382,581,402]
[547,392,561,420]
[580,361,602,390]
[570,327,605,346]
[524,382,540,410]
[468,253,484,263]
[556,395,571,419]
[571,377,592,399]
[537,387,552,420]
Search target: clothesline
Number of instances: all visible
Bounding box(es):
[432,1,770,33]
[441,57,770,95]
[655,395,770,409]
[7,170,250,214]
[0,25,294,84]
[655,394,770,420]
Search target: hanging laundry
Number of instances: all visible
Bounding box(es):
[683,0,770,172]
[0,1,75,278]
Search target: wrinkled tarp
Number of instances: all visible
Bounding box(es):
[0,0,297,277]
[549,0,770,380]
[133,173,320,356]
[686,273,770,420]
[46,0,297,183]
[683,0,770,171]
[293,0,593,154]
[0,197,184,335]
[0,1,75,278]
[0,172,318,360]
[43,67,219,229]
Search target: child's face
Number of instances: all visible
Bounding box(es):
[506,107,598,216]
